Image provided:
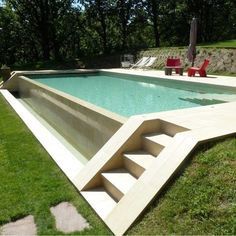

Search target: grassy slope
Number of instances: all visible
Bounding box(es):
[128,138,236,235]
[199,39,236,48]
[0,94,111,235]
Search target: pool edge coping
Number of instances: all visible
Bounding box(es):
[0,89,85,182]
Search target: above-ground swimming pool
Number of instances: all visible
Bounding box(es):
[29,72,236,117]
[12,71,236,159]
[4,71,236,236]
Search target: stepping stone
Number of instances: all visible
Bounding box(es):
[0,215,37,235]
[50,202,90,233]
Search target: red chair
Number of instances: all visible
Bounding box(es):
[165,57,183,75]
[188,59,210,77]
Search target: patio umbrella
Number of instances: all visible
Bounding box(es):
[187,17,197,66]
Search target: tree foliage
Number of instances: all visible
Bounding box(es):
[0,0,235,65]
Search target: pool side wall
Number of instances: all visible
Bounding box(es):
[16,76,126,159]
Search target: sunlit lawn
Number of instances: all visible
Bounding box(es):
[128,138,236,234]
[200,39,236,48]
[0,94,111,235]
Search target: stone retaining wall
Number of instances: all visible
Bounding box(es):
[139,48,236,73]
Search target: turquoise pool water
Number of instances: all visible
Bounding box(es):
[29,72,236,117]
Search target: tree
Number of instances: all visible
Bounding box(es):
[79,0,112,54]
[115,0,133,50]
[1,0,236,65]
[146,0,160,47]
[0,5,20,64]
[6,0,74,60]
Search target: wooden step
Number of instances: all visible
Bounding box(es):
[101,168,137,201]
[123,151,156,178]
[81,187,117,220]
[142,133,173,156]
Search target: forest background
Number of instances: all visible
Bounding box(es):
[0,0,235,66]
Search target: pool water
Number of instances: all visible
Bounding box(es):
[29,72,236,117]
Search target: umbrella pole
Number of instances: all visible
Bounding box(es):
[192,53,196,67]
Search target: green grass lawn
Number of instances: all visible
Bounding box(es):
[128,138,236,235]
[0,92,236,235]
[200,39,236,48]
[0,94,111,235]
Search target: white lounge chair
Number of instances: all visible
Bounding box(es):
[142,57,157,69]
[130,57,150,69]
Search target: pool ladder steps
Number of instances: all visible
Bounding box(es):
[75,118,195,235]
[81,132,174,219]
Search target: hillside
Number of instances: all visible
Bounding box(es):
[128,137,236,234]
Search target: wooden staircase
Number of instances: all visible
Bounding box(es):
[81,128,178,220]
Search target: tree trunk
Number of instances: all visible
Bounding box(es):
[97,0,108,53]
[41,34,50,60]
[151,0,160,47]
[40,0,50,60]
